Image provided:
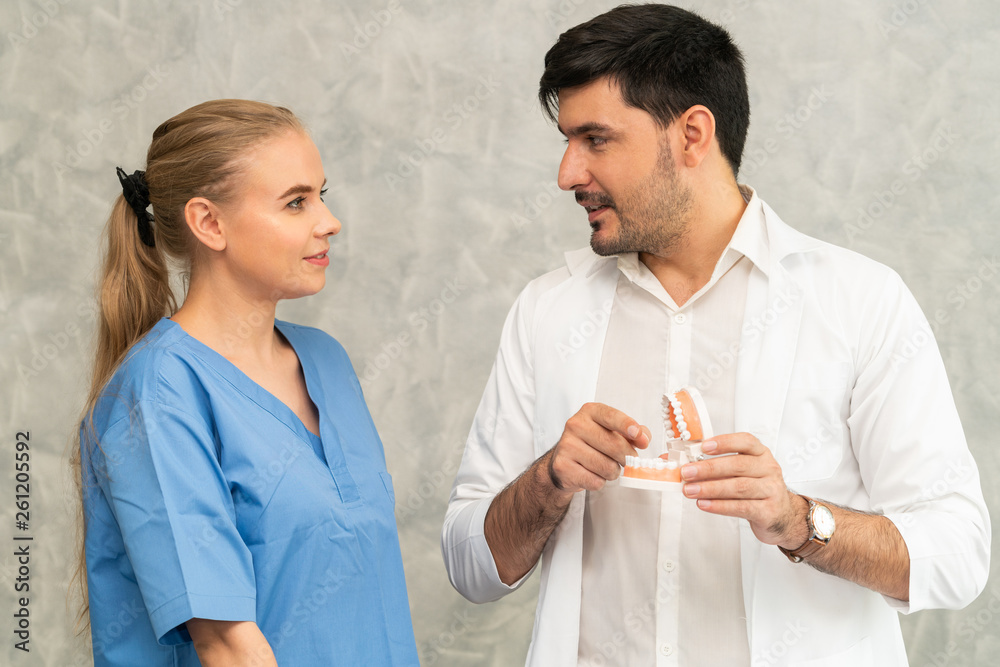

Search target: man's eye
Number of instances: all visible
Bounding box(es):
[589,136,607,147]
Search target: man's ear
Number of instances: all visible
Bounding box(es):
[184,197,227,252]
[677,105,716,169]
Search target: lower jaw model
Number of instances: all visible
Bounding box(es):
[619,386,714,490]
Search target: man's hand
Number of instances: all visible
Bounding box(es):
[548,402,652,496]
[679,432,808,548]
[485,402,649,585]
[679,432,910,600]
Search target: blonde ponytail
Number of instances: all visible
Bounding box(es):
[93,195,177,400]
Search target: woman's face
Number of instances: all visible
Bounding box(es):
[218,130,341,302]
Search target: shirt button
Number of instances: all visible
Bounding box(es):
[660,643,674,656]
[661,560,676,572]
[674,313,687,324]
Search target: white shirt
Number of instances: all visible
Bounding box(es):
[442,189,990,667]
[579,197,761,666]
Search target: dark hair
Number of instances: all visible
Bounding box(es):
[539,4,750,175]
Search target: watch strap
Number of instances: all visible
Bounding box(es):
[779,537,825,563]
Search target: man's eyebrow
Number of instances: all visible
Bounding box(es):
[277,179,328,200]
[557,122,614,138]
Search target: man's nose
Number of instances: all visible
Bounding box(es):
[557,144,589,191]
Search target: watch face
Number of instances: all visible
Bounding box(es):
[813,505,836,539]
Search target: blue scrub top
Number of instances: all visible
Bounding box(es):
[81,319,419,666]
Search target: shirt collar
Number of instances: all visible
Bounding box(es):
[615,183,770,284]
[728,184,770,278]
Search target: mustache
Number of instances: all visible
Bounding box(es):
[575,191,615,208]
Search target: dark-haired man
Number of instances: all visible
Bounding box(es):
[442,5,989,666]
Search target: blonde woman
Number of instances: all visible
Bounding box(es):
[73,100,419,666]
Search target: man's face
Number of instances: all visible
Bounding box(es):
[556,77,692,257]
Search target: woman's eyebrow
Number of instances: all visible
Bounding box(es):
[277,178,327,200]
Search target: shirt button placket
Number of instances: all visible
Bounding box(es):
[656,556,679,665]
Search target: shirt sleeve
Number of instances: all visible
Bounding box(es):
[848,269,991,613]
[442,286,542,603]
[93,396,257,644]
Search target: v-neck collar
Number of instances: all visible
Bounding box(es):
[160,318,323,449]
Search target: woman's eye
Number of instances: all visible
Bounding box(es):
[319,188,328,202]
[288,197,306,210]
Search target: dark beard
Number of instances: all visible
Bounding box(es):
[590,209,689,256]
[588,147,692,257]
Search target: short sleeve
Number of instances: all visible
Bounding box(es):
[92,397,257,644]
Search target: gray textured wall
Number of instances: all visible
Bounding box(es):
[1,1,997,665]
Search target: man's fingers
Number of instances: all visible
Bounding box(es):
[550,403,650,492]
[550,442,620,492]
[583,402,650,448]
[552,434,625,480]
[689,498,755,518]
[682,475,784,501]
[680,435,779,482]
[570,461,616,491]
[564,417,635,464]
[681,453,764,482]
[566,405,647,460]
[700,432,766,456]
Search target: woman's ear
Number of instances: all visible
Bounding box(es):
[184,198,227,252]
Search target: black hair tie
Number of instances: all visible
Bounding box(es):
[115,167,155,248]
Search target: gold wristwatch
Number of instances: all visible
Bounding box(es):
[778,496,835,563]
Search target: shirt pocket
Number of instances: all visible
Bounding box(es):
[780,361,853,483]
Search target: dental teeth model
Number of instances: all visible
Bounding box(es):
[664,386,712,441]
[619,386,715,490]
